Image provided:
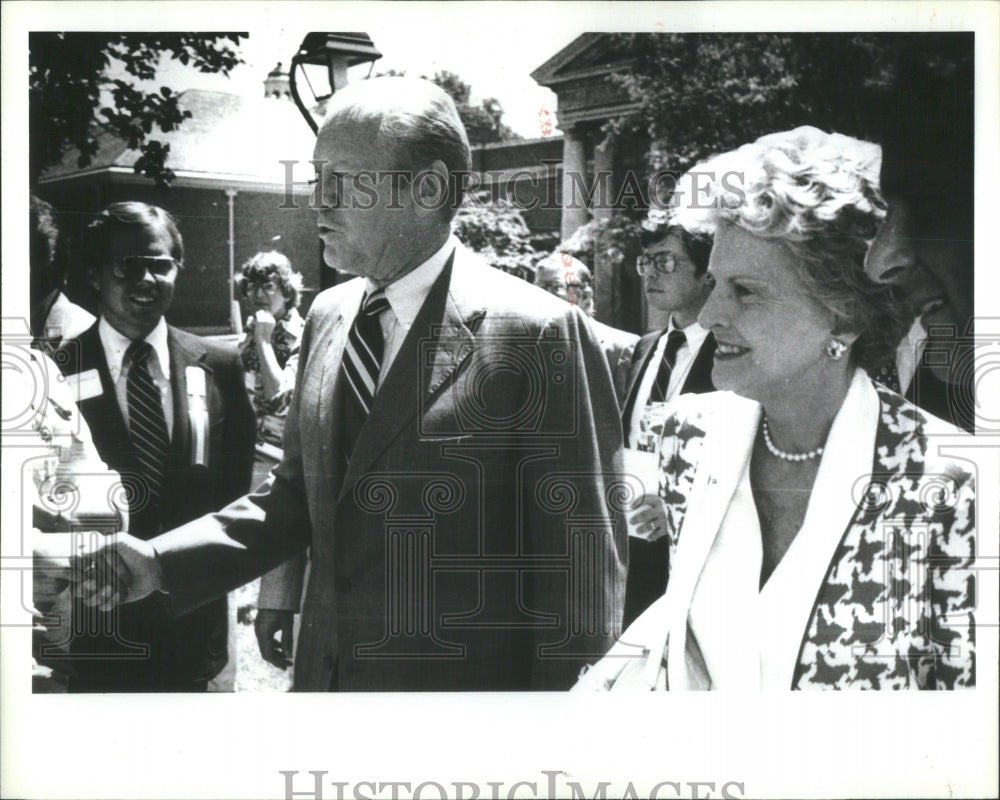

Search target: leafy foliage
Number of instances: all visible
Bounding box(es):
[29,32,246,187]
[556,216,644,272]
[373,68,521,145]
[431,71,521,145]
[451,195,538,281]
[604,33,908,176]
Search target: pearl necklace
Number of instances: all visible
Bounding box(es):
[761,418,824,462]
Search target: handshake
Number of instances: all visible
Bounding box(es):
[35,530,168,612]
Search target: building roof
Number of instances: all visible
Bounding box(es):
[40,88,317,188]
[531,33,634,87]
[530,33,640,128]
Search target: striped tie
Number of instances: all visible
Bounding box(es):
[339,289,391,463]
[126,340,170,504]
[648,328,686,404]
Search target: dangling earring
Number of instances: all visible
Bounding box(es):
[825,339,847,361]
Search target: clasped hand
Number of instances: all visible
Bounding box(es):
[67,532,164,610]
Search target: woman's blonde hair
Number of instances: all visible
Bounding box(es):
[674,126,907,372]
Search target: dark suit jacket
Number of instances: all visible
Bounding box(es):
[905,361,975,433]
[152,243,627,691]
[619,327,716,628]
[56,323,255,690]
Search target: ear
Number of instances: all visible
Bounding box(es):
[412,160,450,218]
[87,267,101,293]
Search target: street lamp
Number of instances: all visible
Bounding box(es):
[288,32,382,133]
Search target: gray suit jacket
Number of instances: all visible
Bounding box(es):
[153,243,627,690]
[589,318,638,408]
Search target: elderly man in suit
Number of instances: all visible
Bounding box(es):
[83,77,626,691]
[619,221,717,627]
[56,202,255,691]
[533,252,638,406]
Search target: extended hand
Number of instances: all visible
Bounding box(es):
[255,608,295,669]
[627,493,669,542]
[72,533,164,610]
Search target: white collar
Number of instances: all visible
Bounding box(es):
[673,368,880,690]
[367,235,456,329]
[98,316,170,382]
[667,317,710,352]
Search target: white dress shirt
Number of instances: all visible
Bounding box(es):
[98,316,173,439]
[895,316,927,395]
[363,235,457,388]
[627,319,711,449]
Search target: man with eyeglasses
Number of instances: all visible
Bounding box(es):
[54,201,255,692]
[619,220,717,627]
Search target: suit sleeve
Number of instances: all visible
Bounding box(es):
[524,306,627,689]
[152,314,318,617]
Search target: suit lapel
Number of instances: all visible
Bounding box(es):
[166,327,209,469]
[620,330,662,428]
[338,250,477,504]
[681,334,716,394]
[68,324,134,470]
[317,284,361,501]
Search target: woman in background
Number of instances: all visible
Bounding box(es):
[577,126,975,690]
[236,251,305,457]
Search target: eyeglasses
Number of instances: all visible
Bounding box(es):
[244,281,279,297]
[109,256,177,282]
[636,252,678,276]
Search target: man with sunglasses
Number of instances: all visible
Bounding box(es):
[619,221,717,627]
[55,202,255,692]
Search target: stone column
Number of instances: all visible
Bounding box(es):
[560,127,589,241]
[591,136,615,225]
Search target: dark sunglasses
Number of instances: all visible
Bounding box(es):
[109,256,177,281]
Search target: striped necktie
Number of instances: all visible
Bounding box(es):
[339,289,391,463]
[125,340,170,504]
[648,328,686,404]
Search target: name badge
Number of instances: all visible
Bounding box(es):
[185,366,208,466]
[63,368,102,401]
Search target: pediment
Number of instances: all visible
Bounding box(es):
[531,33,630,87]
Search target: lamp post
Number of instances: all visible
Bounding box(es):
[288,32,382,134]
